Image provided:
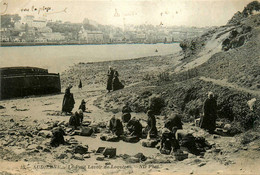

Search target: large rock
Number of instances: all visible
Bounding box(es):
[73,145,89,155]
[80,127,94,136]
[103,147,116,158]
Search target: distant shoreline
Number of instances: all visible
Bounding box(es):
[0,42,180,47]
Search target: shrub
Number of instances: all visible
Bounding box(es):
[142,73,155,81]
[140,91,152,98]
[148,95,165,115]
[157,72,170,81]
[240,131,260,144]
[229,121,244,136]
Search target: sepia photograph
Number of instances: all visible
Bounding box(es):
[0,0,260,174]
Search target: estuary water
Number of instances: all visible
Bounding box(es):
[0,43,181,73]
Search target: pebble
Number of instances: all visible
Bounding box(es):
[27,144,38,150]
[242,147,248,150]
[96,156,105,161]
[38,130,52,138]
[213,148,221,153]
[43,148,51,153]
[198,162,206,167]
[57,153,68,159]
[206,150,212,153]
[73,153,84,160]
[213,135,220,139]
[84,154,91,158]
[224,124,231,130]
[36,145,43,150]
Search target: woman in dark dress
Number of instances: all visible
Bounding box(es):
[146,110,158,138]
[69,109,84,130]
[164,113,183,130]
[107,66,114,92]
[112,70,124,91]
[109,115,124,137]
[160,127,180,154]
[126,117,143,138]
[62,85,75,114]
[78,99,86,112]
[200,92,217,133]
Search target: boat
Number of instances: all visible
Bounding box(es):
[0,67,61,100]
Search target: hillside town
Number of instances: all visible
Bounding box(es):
[1,14,211,45]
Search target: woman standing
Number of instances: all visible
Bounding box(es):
[107,66,114,92]
[112,70,124,91]
[145,110,158,138]
[62,84,75,114]
[200,91,217,133]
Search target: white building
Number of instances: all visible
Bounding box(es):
[79,26,104,43]
[37,27,52,33]
[23,15,47,28]
[34,37,47,42]
[14,22,25,30]
[24,15,34,27]
[1,35,10,42]
[42,33,65,41]
[32,19,47,28]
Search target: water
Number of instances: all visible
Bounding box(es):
[0,43,181,73]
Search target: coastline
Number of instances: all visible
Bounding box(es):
[0,41,180,47]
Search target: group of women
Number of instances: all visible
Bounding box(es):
[107,66,124,92]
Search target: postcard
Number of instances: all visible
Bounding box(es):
[0,0,259,174]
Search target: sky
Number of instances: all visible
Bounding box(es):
[0,0,256,27]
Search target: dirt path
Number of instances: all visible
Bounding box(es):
[200,76,260,97]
